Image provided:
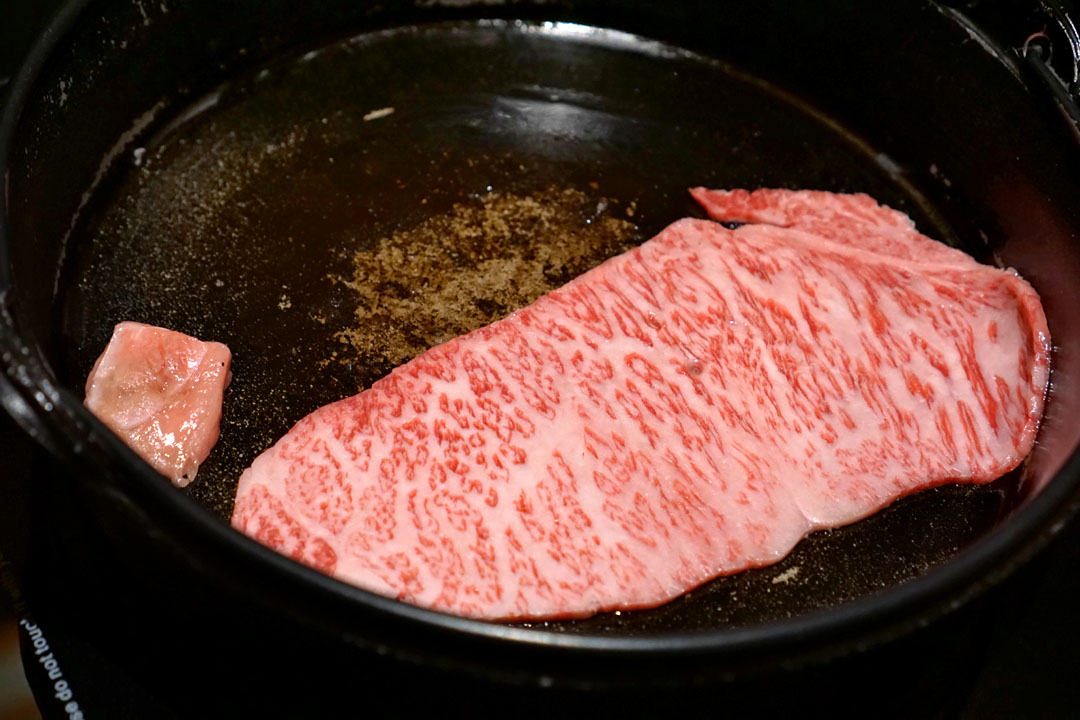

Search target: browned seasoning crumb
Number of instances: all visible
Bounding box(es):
[334,187,639,373]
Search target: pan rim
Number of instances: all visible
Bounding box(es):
[2,0,1080,665]
[0,0,93,293]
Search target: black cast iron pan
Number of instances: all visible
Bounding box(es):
[3,0,1080,709]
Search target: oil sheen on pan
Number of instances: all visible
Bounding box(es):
[231,188,1050,621]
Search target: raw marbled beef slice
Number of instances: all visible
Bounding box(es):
[232,189,1049,620]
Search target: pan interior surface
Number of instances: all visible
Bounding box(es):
[57,20,1022,636]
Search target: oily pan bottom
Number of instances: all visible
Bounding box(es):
[57,21,1025,636]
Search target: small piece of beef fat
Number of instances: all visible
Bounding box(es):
[85,322,231,487]
[232,188,1050,621]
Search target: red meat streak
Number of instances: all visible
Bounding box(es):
[232,188,1050,620]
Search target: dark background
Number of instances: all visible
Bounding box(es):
[2,1,1080,717]
[2,5,67,718]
